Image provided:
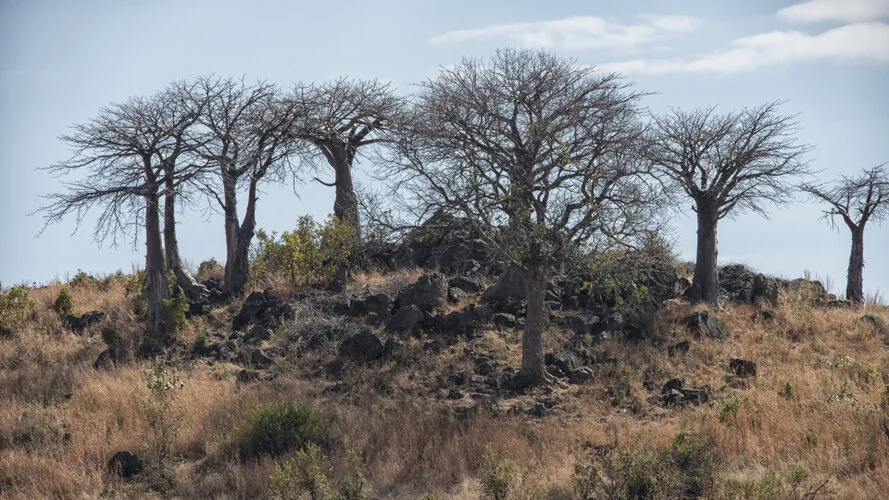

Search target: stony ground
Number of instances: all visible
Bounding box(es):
[1,264,888,499]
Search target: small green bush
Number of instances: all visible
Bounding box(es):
[162,293,189,333]
[574,431,723,499]
[719,394,741,425]
[142,356,185,461]
[251,215,355,289]
[101,327,120,349]
[477,445,537,500]
[237,401,323,459]
[197,258,224,281]
[268,443,366,500]
[0,283,36,334]
[51,287,74,317]
[779,381,797,400]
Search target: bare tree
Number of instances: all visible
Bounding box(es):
[289,79,403,290]
[801,164,889,303]
[385,49,654,386]
[646,103,811,306]
[156,81,211,302]
[192,77,303,296]
[40,90,203,349]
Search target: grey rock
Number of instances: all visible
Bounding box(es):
[108,451,143,478]
[338,329,384,363]
[493,312,517,328]
[687,311,726,340]
[568,366,595,384]
[387,304,425,334]
[395,273,449,310]
[449,276,482,293]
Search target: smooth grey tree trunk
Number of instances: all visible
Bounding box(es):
[163,178,207,301]
[328,146,360,292]
[692,201,720,307]
[846,226,865,304]
[520,260,549,385]
[145,191,171,346]
[221,176,258,296]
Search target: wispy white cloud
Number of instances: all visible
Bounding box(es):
[601,22,889,75]
[778,0,889,23]
[430,15,702,51]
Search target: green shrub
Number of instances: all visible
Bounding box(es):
[197,258,224,281]
[51,287,74,317]
[162,293,189,333]
[719,394,741,425]
[858,362,878,385]
[101,327,120,349]
[573,431,723,499]
[237,401,323,459]
[724,464,829,500]
[251,215,355,289]
[0,283,36,334]
[779,381,797,400]
[142,356,185,461]
[268,443,366,500]
[477,445,537,500]
[125,270,148,316]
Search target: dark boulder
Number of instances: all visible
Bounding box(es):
[546,351,577,375]
[474,354,497,376]
[338,329,384,363]
[395,273,449,311]
[251,349,274,369]
[686,311,726,340]
[729,358,757,378]
[236,369,260,383]
[107,451,143,478]
[350,293,393,317]
[481,268,528,303]
[64,310,105,334]
[568,366,595,384]
[719,265,779,305]
[449,276,482,293]
[381,337,404,362]
[243,325,271,344]
[666,341,691,356]
[387,305,425,334]
[501,369,535,391]
[447,287,468,303]
[493,312,517,328]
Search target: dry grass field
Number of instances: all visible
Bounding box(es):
[1,268,888,499]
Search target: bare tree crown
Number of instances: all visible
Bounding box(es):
[647,102,812,219]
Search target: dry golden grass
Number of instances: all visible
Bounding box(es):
[1,270,888,498]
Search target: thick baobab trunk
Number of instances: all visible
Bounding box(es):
[692,202,720,307]
[144,191,171,349]
[163,179,207,301]
[846,226,865,304]
[328,150,360,292]
[222,177,257,296]
[519,259,549,385]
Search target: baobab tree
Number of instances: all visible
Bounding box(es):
[386,49,655,386]
[289,79,403,289]
[193,77,304,295]
[156,81,211,302]
[40,91,204,349]
[802,164,889,304]
[646,103,811,306]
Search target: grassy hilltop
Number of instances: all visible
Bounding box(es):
[1,254,888,499]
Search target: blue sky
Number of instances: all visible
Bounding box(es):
[1,0,887,297]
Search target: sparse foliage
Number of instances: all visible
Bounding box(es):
[801,164,889,303]
[142,356,185,462]
[385,49,656,384]
[646,103,812,306]
[0,283,36,335]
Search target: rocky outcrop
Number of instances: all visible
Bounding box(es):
[686,311,726,340]
[395,273,449,311]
